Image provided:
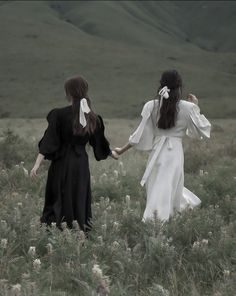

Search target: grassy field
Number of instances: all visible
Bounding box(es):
[0,1,236,119]
[0,118,235,295]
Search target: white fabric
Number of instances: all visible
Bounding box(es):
[158,86,170,109]
[80,98,91,128]
[129,99,211,221]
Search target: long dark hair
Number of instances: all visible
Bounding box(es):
[156,70,182,129]
[64,76,97,135]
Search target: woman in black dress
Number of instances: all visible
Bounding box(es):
[30,76,118,231]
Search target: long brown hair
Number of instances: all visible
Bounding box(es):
[156,70,182,129]
[64,76,97,135]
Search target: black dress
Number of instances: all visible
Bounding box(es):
[38,106,111,231]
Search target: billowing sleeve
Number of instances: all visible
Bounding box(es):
[129,101,154,151]
[38,109,61,160]
[89,115,111,161]
[186,103,211,139]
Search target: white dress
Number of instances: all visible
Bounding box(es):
[129,99,211,221]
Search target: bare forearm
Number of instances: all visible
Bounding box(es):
[34,153,44,167]
[118,142,132,154]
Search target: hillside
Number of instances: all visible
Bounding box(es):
[0,1,235,118]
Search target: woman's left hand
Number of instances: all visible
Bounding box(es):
[30,163,40,179]
[110,150,119,160]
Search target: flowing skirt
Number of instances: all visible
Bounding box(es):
[142,138,201,221]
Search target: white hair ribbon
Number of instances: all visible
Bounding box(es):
[158,86,170,109]
[80,98,91,128]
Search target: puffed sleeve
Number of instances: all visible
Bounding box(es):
[186,103,211,139]
[38,109,61,160]
[129,101,155,151]
[89,115,111,161]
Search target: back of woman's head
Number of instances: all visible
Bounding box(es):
[64,76,97,135]
[157,70,182,129]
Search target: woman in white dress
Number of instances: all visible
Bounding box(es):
[115,70,211,221]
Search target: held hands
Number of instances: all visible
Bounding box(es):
[187,94,198,105]
[110,150,119,160]
[114,147,123,155]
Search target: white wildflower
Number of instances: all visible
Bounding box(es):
[192,241,200,250]
[92,264,103,280]
[61,222,67,230]
[199,169,204,176]
[72,220,80,230]
[107,205,112,211]
[113,170,119,179]
[201,239,208,246]
[1,220,7,230]
[17,202,23,208]
[113,221,119,230]
[97,236,103,244]
[105,197,110,204]
[101,224,107,234]
[46,243,53,255]
[11,283,21,296]
[99,173,108,183]
[33,259,41,271]
[208,231,213,237]
[28,246,36,257]
[51,222,57,228]
[125,195,131,208]
[223,269,230,277]
[112,241,119,249]
[1,238,8,249]
[20,162,28,177]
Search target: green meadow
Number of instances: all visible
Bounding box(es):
[0,1,236,295]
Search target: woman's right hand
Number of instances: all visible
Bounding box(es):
[187,94,198,105]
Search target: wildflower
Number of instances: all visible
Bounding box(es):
[113,170,119,179]
[11,283,21,296]
[61,222,67,230]
[105,197,110,204]
[204,171,209,175]
[201,239,208,246]
[20,161,29,177]
[33,259,41,271]
[119,161,126,176]
[1,238,7,249]
[107,205,112,211]
[112,241,119,249]
[72,220,80,230]
[92,264,103,280]
[99,173,108,183]
[199,169,204,176]
[101,224,107,234]
[1,220,7,230]
[28,246,36,257]
[208,231,213,237]
[223,269,230,277]
[192,241,200,250]
[113,221,119,230]
[17,202,23,208]
[78,230,86,242]
[125,195,131,208]
[46,243,53,255]
[51,222,57,228]
[97,236,103,244]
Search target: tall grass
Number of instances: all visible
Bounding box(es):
[0,128,235,295]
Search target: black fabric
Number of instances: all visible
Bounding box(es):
[38,106,111,231]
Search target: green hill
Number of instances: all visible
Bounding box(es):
[0,0,235,118]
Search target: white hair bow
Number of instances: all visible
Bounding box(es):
[158,86,170,108]
[80,98,91,128]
